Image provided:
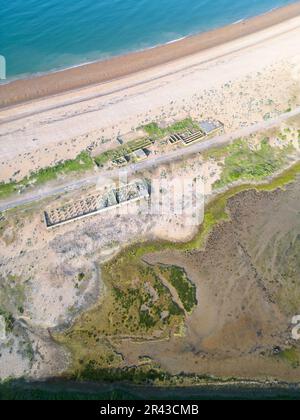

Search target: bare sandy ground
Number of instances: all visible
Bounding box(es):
[1,11,300,181]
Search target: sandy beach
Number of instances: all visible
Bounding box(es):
[1,1,300,108]
[1,3,300,183]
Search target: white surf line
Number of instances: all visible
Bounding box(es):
[0,106,300,213]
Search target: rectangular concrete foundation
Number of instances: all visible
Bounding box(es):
[44,180,150,229]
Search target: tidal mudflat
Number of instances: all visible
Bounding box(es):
[57,164,300,384]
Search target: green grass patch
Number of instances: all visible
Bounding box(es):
[279,348,300,369]
[94,138,153,167]
[0,151,94,200]
[75,362,169,383]
[213,138,294,189]
[56,261,185,375]
[0,308,15,333]
[142,118,199,138]
[256,160,300,191]
[102,262,184,335]
[94,118,199,166]
[159,266,197,313]
[0,182,18,200]
[28,151,94,185]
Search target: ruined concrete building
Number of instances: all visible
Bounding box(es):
[44,180,150,228]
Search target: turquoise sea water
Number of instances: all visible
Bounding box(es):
[0,0,297,80]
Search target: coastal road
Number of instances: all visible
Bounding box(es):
[1,107,300,213]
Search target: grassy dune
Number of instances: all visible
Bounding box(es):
[0,151,94,200]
